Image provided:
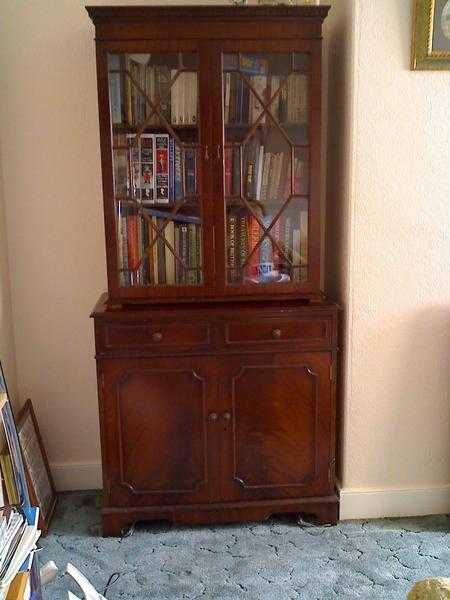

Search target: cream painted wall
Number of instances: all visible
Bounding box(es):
[0,148,18,406]
[0,1,107,475]
[343,0,450,487]
[0,0,448,515]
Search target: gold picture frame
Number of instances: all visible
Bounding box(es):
[411,0,450,69]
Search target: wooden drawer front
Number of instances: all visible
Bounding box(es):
[225,317,330,347]
[103,322,210,350]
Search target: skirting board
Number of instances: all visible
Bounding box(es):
[50,462,450,520]
[339,486,450,520]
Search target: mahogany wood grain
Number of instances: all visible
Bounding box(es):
[87,6,339,536]
[93,296,339,535]
[87,5,330,305]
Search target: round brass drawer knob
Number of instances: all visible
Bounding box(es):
[208,412,218,423]
[222,411,232,421]
[272,328,282,339]
[152,332,163,342]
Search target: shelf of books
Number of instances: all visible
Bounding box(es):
[108,52,203,288]
[222,52,310,286]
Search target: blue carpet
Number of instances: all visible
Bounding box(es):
[40,492,449,599]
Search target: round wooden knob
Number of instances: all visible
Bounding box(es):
[208,412,218,423]
[222,411,232,421]
[152,332,163,342]
[272,328,282,339]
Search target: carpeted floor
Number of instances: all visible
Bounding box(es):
[40,492,449,599]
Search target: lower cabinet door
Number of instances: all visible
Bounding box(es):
[99,357,218,507]
[218,352,335,502]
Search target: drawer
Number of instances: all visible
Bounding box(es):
[224,317,331,347]
[101,321,211,351]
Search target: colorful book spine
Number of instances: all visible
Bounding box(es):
[185,148,196,197]
[238,211,249,274]
[126,210,140,285]
[174,144,183,201]
[169,138,175,202]
[247,215,261,280]
[155,134,169,203]
[227,211,238,283]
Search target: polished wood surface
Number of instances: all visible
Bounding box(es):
[88,5,330,304]
[88,6,339,536]
[93,296,339,535]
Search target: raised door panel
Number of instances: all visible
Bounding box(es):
[219,352,334,502]
[100,357,217,506]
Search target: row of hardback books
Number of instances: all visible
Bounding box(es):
[225,143,306,202]
[113,134,197,204]
[118,205,202,287]
[223,62,308,126]
[226,208,308,285]
[109,54,198,127]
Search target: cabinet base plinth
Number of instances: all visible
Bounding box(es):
[101,495,339,537]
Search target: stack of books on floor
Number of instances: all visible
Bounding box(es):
[0,389,42,599]
[0,507,41,599]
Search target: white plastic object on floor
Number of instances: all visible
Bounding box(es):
[40,560,58,586]
[66,563,108,600]
[68,593,82,600]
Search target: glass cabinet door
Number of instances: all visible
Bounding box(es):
[107,52,203,290]
[222,52,310,288]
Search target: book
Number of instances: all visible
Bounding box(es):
[154,64,171,123]
[156,218,166,284]
[232,148,240,197]
[237,210,249,276]
[0,457,18,506]
[196,225,202,284]
[179,224,189,285]
[170,69,181,125]
[165,221,175,285]
[169,138,175,202]
[126,209,140,284]
[108,54,123,125]
[227,211,238,284]
[185,148,196,197]
[247,215,261,280]
[174,144,183,201]
[155,134,169,203]
[187,224,197,285]
[126,134,155,203]
[5,572,28,600]
[224,147,233,197]
[0,401,29,507]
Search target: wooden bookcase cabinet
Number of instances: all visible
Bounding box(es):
[88,5,338,536]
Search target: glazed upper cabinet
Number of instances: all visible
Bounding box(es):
[88,5,328,303]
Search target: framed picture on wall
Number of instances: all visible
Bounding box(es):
[412,0,450,69]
